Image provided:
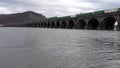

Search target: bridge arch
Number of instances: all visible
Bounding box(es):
[55,21,60,28]
[77,19,86,29]
[60,21,67,28]
[33,23,36,27]
[43,22,46,27]
[38,23,41,27]
[47,22,50,28]
[41,23,44,27]
[51,22,55,28]
[87,18,99,29]
[101,17,117,30]
[67,20,75,29]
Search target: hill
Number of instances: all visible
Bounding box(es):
[0,11,46,26]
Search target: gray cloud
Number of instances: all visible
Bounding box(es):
[0,0,120,17]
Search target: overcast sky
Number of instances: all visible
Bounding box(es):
[0,0,120,17]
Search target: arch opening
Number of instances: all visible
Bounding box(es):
[78,19,86,29]
[56,21,60,28]
[36,23,38,27]
[51,22,55,28]
[41,23,44,27]
[43,22,46,27]
[87,18,99,29]
[102,17,116,30]
[68,20,74,29]
[33,24,35,27]
[47,22,50,28]
[61,21,67,28]
[38,23,41,27]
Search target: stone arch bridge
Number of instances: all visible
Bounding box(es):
[23,8,120,30]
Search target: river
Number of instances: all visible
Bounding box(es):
[0,27,120,68]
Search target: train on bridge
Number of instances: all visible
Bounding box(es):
[22,8,120,30]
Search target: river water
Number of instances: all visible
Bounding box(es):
[0,27,120,68]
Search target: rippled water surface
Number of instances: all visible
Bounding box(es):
[0,27,120,68]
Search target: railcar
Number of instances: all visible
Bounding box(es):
[104,8,119,13]
[45,17,58,22]
[93,10,104,15]
[82,12,93,16]
[76,12,93,17]
[58,16,70,20]
[76,14,83,17]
